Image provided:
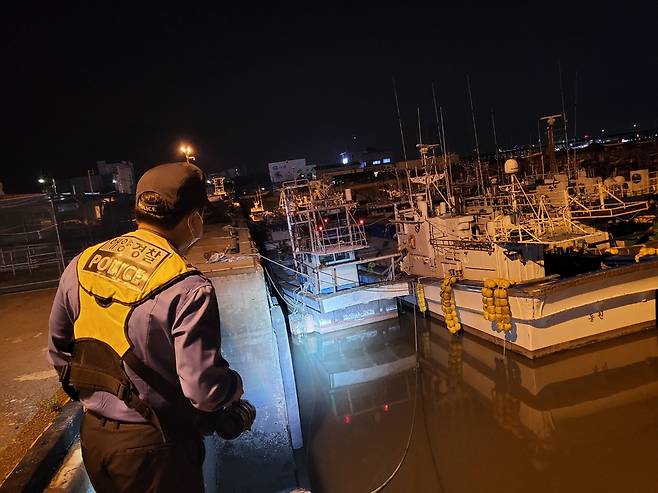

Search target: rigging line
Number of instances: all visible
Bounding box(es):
[263,263,302,313]
[0,225,56,235]
[491,107,501,184]
[393,77,408,162]
[439,106,453,209]
[431,82,443,155]
[393,77,414,208]
[432,83,452,206]
[558,59,571,177]
[572,71,579,164]
[466,75,483,196]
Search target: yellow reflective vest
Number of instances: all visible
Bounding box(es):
[74,228,199,357]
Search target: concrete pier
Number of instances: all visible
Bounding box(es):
[188,222,302,492]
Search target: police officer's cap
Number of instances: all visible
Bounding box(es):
[136,162,208,217]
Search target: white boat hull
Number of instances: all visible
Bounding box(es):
[405,261,658,358]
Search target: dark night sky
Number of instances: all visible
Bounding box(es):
[3,2,657,192]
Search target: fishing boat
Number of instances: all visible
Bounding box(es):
[265,179,410,335]
[395,140,658,358]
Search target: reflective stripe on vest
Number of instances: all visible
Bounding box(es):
[74,229,198,357]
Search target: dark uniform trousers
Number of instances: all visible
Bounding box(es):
[80,411,205,493]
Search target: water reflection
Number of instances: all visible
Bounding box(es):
[292,312,658,493]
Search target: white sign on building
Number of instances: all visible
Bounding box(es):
[268,158,314,184]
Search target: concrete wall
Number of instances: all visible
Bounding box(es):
[204,264,299,492]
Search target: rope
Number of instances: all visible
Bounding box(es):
[0,225,56,236]
[262,263,302,313]
[369,284,420,493]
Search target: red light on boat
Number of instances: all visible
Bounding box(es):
[343,415,351,424]
[383,404,390,412]
[318,226,323,231]
[358,219,364,225]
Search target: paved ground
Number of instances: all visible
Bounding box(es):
[0,288,62,480]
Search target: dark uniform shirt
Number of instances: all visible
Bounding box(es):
[48,241,240,424]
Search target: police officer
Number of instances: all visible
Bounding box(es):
[48,162,243,493]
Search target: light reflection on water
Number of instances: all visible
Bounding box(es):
[291,311,658,493]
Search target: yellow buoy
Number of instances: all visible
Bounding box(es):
[485,279,497,289]
[416,282,427,313]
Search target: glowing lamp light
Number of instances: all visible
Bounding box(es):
[342,157,349,165]
[358,219,364,225]
[318,226,323,231]
[383,404,390,412]
[38,178,46,184]
[324,218,329,223]
[343,415,351,425]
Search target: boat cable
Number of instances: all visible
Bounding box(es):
[263,254,438,490]
[263,263,303,313]
[368,285,420,493]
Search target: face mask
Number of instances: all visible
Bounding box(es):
[180,211,203,253]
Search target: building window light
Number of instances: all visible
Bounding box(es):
[383,158,391,163]
[342,157,349,165]
[373,160,381,165]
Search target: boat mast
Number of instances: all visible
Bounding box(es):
[467,75,484,196]
[572,71,578,166]
[393,77,413,207]
[558,59,571,177]
[432,82,444,155]
[537,119,546,176]
[440,105,452,208]
[433,83,453,206]
[491,107,501,184]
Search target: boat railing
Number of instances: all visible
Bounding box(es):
[315,223,367,253]
[297,252,401,294]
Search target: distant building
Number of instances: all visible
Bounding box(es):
[53,161,135,195]
[339,148,393,167]
[97,160,135,194]
[56,174,103,194]
[268,158,315,184]
[212,168,241,179]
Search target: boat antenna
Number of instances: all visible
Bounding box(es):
[417,107,430,202]
[417,106,422,178]
[432,82,443,155]
[558,59,571,177]
[393,77,408,162]
[491,107,501,184]
[467,75,484,195]
[393,77,413,207]
[440,107,452,186]
[433,83,453,206]
[572,70,578,165]
[537,118,546,176]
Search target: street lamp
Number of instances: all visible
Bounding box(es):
[180,145,195,164]
[38,176,57,194]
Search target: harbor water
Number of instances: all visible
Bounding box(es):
[291,308,658,492]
